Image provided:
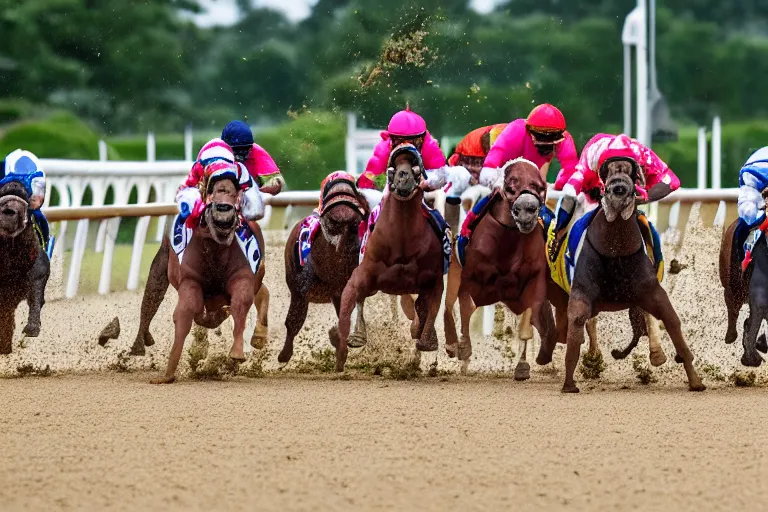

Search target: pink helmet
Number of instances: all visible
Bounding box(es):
[387,105,427,137]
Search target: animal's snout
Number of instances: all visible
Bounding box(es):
[214,203,234,213]
[609,183,628,196]
[395,169,410,183]
[2,207,16,217]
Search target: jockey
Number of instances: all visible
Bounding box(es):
[357,105,471,209]
[0,149,50,250]
[735,147,768,268]
[177,139,263,228]
[551,133,679,233]
[221,120,285,195]
[447,123,508,185]
[479,104,578,186]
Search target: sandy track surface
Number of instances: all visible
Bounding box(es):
[2,372,766,512]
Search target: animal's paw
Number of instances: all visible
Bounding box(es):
[150,376,176,385]
[514,361,531,381]
[22,323,40,338]
[561,383,580,393]
[741,352,763,368]
[129,340,146,357]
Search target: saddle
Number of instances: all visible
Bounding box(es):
[295,172,367,269]
[171,214,262,274]
[455,192,554,267]
[30,210,54,259]
[546,208,663,294]
[359,199,452,275]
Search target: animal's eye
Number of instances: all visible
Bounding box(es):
[506,188,515,195]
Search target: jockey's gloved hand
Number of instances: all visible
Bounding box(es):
[241,186,264,221]
[645,182,670,203]
[177,187,202,220]
[478,167,500,189]
[423,167,447,190]
[554,184,578,232]
[443,166,472,197]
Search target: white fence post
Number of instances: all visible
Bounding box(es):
[345,112,357,176]
[95,141,109,253]
[711,116,726,226]
[184,125,193,162]
[697,127,708,189]
[64,180,86,299]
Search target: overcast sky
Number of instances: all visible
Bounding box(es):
[194,0,502,26]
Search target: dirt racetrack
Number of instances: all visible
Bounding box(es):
[2,203,768,510]
[3,373,768,511]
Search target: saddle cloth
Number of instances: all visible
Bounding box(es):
[455,193,554,268]
[171,214,262,274]
[547,208,663,294]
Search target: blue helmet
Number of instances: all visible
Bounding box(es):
[221,120,254,148]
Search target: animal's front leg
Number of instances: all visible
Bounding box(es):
[24,251,50,338]
[563,297,591,393]
[151,281,203,384]
[228,277,256,362]
[416,278,443,352]
[0,306,15,355]
[251,284,270,349]
[348,298,368,348]
[338,271,367,371]
[131,241,170,355]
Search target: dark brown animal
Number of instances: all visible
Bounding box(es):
[278,174,369,363]
[444,158,557,380]
[151,177,264,383]
[336,145,445,371]
[128,215,268,357]
[719,218,762,348]
[0,181,50,354]
[544,158,705,393]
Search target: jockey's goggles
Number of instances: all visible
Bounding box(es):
[390,133,426,149]
[528,129,565,146]
[231,144,252,162]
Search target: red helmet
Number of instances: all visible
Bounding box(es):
[525,104,566,134]
[387,105,427,137]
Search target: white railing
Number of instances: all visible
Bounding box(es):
[41,184,739,302]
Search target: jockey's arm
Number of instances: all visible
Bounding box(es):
[639,149,680,203]
[258,172,285,195]
[29,175,45,210]
[239,164,264,221]
[738,172,766,226]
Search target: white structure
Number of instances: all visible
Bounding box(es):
[345,112,382,176]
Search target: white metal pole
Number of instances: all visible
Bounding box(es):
[623,44,632,136]
[345,112,357,176]
[184,125,193,162]
[711,117,722,189]
[95,142,109,253]
[712,116,725,226]
[147,132,156,163]
[697,127,708,189]
[636,0,649,146]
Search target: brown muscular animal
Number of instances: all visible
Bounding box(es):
[278,174,369,363]
[129,216,269,358]
[150,177,264,383]
[0,181,50,354]
[336,145,445,371]
[444,158,557,380]
[544,158,705,393]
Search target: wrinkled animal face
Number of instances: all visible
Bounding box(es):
[204,178,240,245]
[501,161,545,233]
[511,194,540,234]
[320,182,365,246]
[387,154,422,200]
[602,160,636,222]
[0,182,29,238]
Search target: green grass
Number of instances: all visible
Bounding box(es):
[60,242,161,295]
